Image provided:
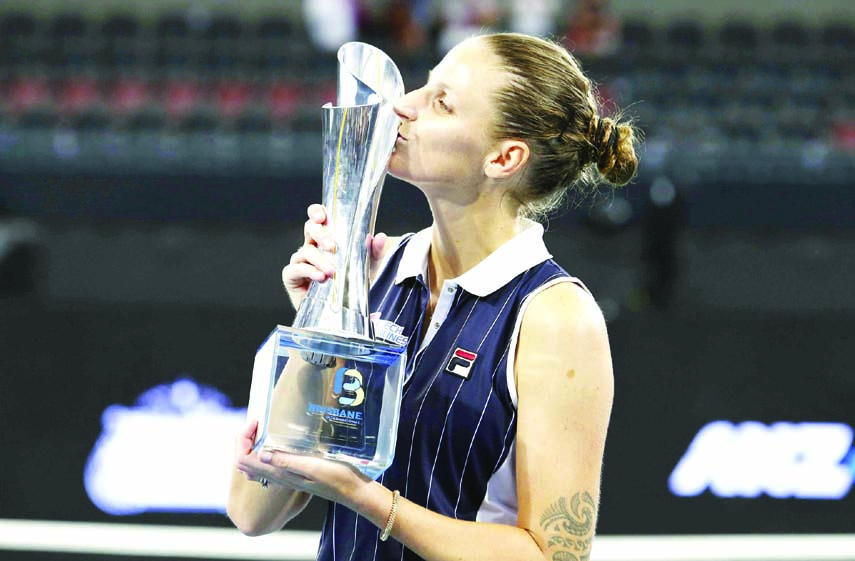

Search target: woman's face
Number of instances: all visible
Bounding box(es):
[388,37,508,195]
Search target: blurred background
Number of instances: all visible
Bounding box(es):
[1,0,854,559]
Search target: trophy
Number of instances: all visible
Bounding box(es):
[246,43,406,479]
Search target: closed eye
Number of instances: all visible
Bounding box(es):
[435,96,452,113]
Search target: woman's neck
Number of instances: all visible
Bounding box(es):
[425,193,523,292]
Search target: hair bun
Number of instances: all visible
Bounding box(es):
[590,117,639,187]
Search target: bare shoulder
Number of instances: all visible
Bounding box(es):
[516,280,613,397]
[520,280,608,343]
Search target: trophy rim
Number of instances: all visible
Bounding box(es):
[336,41,405,104]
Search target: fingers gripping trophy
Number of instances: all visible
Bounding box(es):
[246,43,406,479]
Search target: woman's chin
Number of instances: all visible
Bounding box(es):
[387,156,429,187]
[386,158,410,182]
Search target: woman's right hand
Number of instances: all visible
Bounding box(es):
[282,204,390,311]
[282,204,337,311]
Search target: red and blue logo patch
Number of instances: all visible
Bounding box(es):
[445,347,477,379]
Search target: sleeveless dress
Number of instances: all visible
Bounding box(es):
[316,221,582,561]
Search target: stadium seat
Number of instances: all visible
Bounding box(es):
[234,108,273,134]
[124,106,166,133]
[180,107,219,134]
[200,15,244,75]
[154,14,196,73]
[205,14,243,40]
[290,106,321,133]
[621,19,656,51]
[214,80,254,120]
[17,106,59,130]
[57,77,104,117]
[162,79,204,120]
[72,107,111,132]
[0,13,42,70]
[766,21,818,63]
[156,13,190,38]
[7,76,52,115]
[0,12,37,39]
[822,23,855,47]
[108,77,153,116]
[717,21,759,64]
[99,14,145,72]
[666,21,705,52]
[256,16,295,40]
[255,16,315,75]
[102,14,139,39]
[49,12,88,39]
[264,82,302,121]
[821,22,855,59]
[47,12,95,72]
[770,21,811,48]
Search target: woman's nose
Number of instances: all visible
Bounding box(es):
[393,92,418,121]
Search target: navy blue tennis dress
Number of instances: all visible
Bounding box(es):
[316,220,583,561]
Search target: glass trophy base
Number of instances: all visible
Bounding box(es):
[247,326,407,480]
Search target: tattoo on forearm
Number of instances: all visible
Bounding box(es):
[539,492,597,561]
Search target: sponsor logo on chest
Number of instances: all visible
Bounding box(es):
[445,347,478,379]
[371,314,410,346]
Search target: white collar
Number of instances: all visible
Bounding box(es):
[394,219,552,297]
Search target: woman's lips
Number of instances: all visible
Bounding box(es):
[392,133,405,153]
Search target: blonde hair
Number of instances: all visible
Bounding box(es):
[482,33,640,218]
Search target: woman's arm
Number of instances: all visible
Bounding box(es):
[230,204,401,535]
[236,281,614,560]
[514,281,614,559]
[383,281,614,559]
[227,420,312,536]
[228,350,336,535]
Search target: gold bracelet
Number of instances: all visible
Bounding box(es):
[379,490,400,542]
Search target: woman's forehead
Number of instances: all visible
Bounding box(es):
[431,38,506,93]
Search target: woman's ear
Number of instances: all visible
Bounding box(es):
[484,140,530,179]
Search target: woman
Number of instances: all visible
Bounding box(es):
[228,32,639,561]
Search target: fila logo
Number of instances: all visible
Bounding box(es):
[446,348,477,379]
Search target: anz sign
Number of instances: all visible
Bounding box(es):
[669,421,855,500]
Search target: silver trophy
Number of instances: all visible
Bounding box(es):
[246,43,407,479]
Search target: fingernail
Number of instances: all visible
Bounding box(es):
[259,451,272,463]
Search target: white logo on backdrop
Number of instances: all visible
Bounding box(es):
[84,378,246,515]
[669,421,855,499]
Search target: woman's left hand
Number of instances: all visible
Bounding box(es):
[236,450,375,511]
